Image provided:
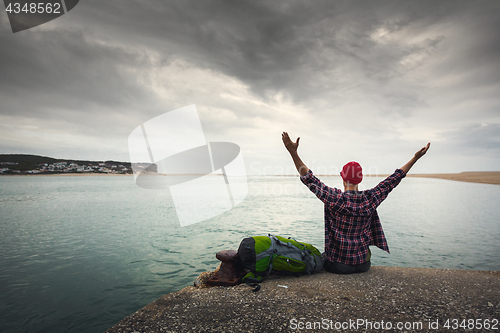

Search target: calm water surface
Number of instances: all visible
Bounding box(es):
[0,175,499,332]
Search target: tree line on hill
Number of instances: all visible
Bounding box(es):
[0,154,132,174]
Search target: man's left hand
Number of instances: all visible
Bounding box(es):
[282,132,300,153]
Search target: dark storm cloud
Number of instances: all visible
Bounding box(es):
[67,2,410,101]
[0,28,157,117]
[2,0,498,117]
[59,0,497,115]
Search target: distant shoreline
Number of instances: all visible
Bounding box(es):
[281,171,500,185]
[318,171,500,185]
[406,171,500,185]
[2,171,499,185]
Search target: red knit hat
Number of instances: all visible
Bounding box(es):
[341,161,363,185]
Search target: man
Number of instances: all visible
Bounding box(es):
[282,132,430,274]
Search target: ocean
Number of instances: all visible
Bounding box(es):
[0,174,499,332]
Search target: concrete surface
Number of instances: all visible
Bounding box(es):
[105,266,500,332]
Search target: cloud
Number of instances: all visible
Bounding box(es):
[438,123,500,156]
[62,1,448,110]
[0,29,158,115]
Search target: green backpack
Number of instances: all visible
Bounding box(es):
[238,234,324,283]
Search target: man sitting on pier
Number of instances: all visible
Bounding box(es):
[282,132,430,274]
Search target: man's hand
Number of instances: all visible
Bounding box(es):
[414,142,431,160]
[282,132,309,176]
[282,132,300,153]
[401,142,431,174]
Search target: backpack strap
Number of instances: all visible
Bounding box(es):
[244,281,261,292]
[287,236,317,274]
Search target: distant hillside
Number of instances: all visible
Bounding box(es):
[0,154,59,170]
[0,154,132,174]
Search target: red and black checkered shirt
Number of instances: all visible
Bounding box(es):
[300,169,406,265]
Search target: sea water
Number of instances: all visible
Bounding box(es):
[0,175,499,332]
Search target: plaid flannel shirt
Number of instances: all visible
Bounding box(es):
[300,169,406,265]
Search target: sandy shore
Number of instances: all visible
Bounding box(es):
[105,266,500,332]
[407,171,500,185]
[308,171,500,185]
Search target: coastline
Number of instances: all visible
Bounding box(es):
[105,266,500,332]
[406,171,500,185]
[269,172,500,186]
[352,171,500,185]
[2,171,500,185]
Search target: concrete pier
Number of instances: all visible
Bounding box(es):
[105,266,500,332]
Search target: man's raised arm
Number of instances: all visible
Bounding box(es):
[400,143,431,174]
[282,132,309,177]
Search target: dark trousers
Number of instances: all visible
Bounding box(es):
[322,253,371,274]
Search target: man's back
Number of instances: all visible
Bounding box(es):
[300,169,406,265]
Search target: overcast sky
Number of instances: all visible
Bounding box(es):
[1,0,499,174]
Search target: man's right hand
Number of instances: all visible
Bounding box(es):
[282,132,300,153]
